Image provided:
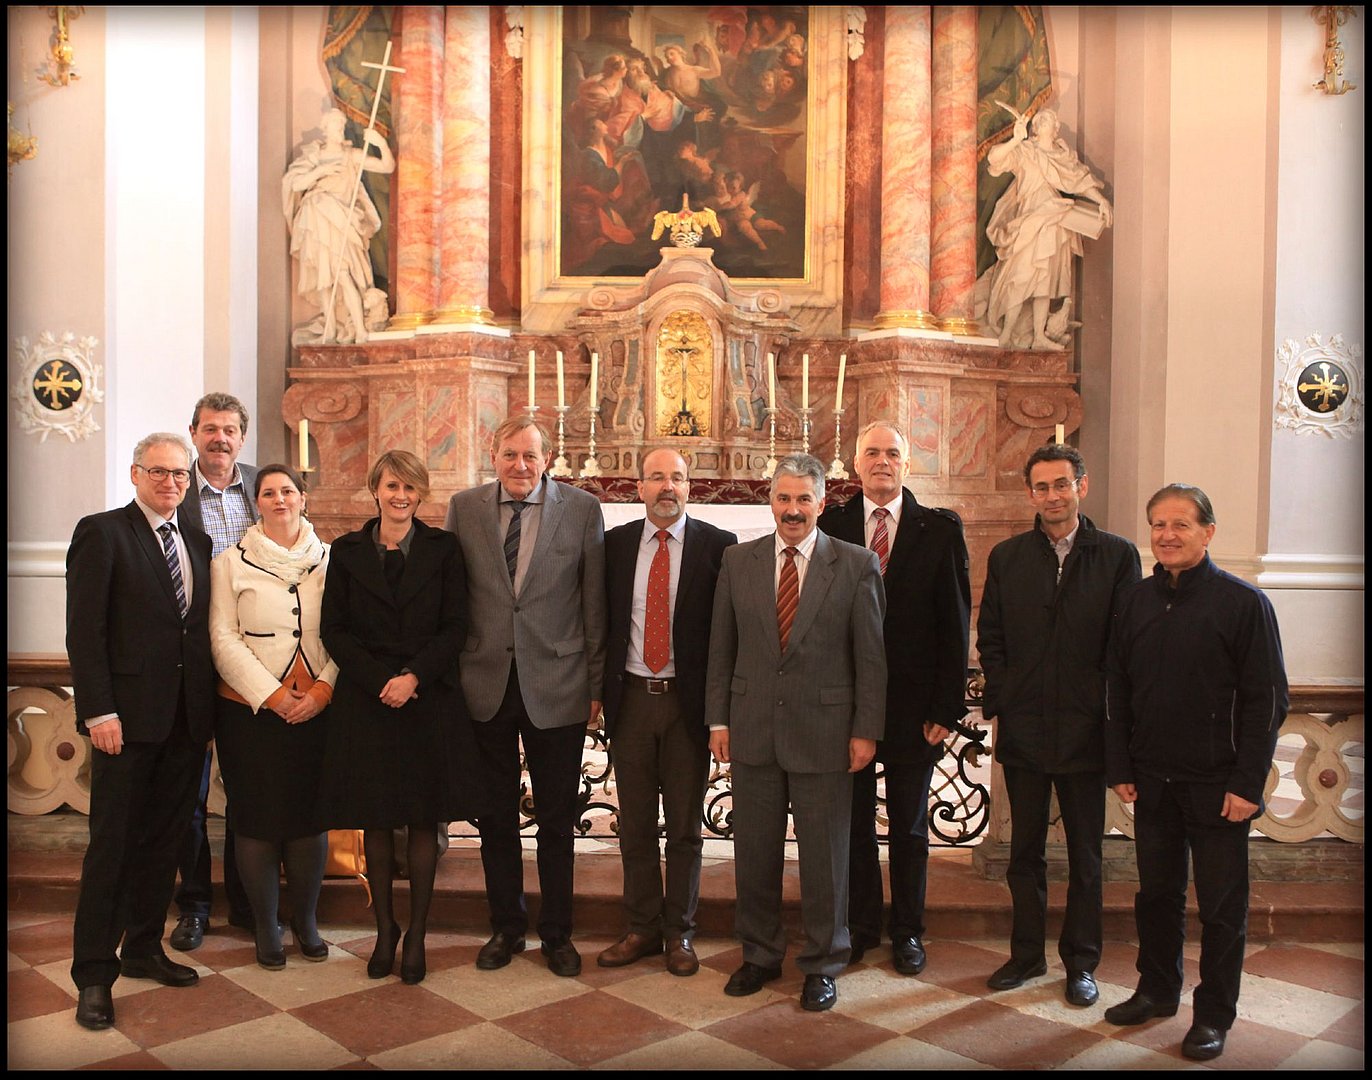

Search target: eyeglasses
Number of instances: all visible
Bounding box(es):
[1029,478,1078,498]
[136,465,192,484]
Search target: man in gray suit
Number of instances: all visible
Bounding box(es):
[706,453,887,1012]
[445,414,607,977]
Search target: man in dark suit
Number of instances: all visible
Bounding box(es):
[706,453,886,1012]
[596,448,736,976]
[445,415,607,977]
[66,433,217,1030]
[817,420,971,976]
[168,392,259,952]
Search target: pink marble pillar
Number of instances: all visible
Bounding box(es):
[931,6,979,334]
[391,5,444,329]
[875,6,936,330]
[432,5,492,324]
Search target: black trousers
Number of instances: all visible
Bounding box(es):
[173,747,250,921]
[608,682,710,940]
[71,705,204,989]
[1002,765,1105,972]
[472,666,586,943]
[1133,776,1252,1030]
[849,759,937,943]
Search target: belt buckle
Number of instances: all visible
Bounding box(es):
[646,678,669,695]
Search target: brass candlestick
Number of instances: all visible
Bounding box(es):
[761,407,779,479]
[549,405,572,477]
[826,409,849,480]
[580,406,603,478]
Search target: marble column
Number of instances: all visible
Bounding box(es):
[930,6,979,335]
[390,5,444,330]
[431,5,493,325]
[874,6,937,331]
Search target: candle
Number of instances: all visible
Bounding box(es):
[1055,423,1065,444]
[527,349,536,408]
[767,352,776,410]
[589,351,599,409]
[835,352,847,409]
[298,418,309,471]
[802,353,809,409]
[556,350,565,408]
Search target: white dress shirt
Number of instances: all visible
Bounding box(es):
[774,526,820,595]
[861,492,904,552]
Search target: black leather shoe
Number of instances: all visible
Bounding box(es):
[291,921,328,962]
[1103,990,1180,1026]
[801,974,837,1012]
[1065,970,1099,1006]
[1181,1022,1226,1061]
[848,936,879,966]
[893,935,927,976]
[986,956,1047,990]
[724,961,783,997]
[367,923,401,979]
[256,941,287,971]
[400,931,427,985]
[120,954,199,987]
[541,939,582,977]
[75,986,114,1030]
[476,931,526,970]
[169,915,208,952]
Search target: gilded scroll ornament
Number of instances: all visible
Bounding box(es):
[656,311,713,437]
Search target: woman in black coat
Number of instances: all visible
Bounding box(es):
[319,450,477,985]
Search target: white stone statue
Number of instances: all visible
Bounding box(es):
[282,109,395,344]
[983,105,1112,350]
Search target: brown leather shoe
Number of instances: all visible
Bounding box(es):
[596,932,663,968]
[665,937,700,977]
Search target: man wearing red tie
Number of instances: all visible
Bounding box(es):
[597,449,736,975]
[818,421,972,976]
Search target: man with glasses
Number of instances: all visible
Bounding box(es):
[169,393,259,952]
[977,444,1141,1006]
[66,434,217,1029]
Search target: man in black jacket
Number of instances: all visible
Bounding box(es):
[818,421,971,976]
[978,445,1141,1006]
[596,449,736,976]
[1104,484,1287,1062]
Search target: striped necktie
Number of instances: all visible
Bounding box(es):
[776,547,799,651]
[504,501,528,583]
[871,507,891,576]
[158,523,189,619]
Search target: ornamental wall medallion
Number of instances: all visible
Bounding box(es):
[11,332,104,442]
[1274,333,1363,439]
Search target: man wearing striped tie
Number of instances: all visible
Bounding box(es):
[65,434,217,1030]
[818,420,972,978]
[706,453,887,1012]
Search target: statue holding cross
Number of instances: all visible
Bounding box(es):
[282,43,404,344]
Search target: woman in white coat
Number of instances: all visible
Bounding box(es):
[210,464,338,970]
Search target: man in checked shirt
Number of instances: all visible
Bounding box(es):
[167,393,260,952]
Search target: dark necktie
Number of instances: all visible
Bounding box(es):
[504,501,528,584]
[871,507,891,576]
[776,546,799,652]
[643,530,672,673]
[159,523,189,619]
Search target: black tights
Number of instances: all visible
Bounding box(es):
[364,825,440,966]
[234,832,328,951]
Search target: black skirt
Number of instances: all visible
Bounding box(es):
[214,695,328,841]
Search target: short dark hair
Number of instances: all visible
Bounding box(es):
[1146,484,1216,527]
[253,463,307,500]
[1023,444,1086,485]
[191,392,249,434]
[368,450,430,501]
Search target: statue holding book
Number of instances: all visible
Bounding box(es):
[983,104,1112,350]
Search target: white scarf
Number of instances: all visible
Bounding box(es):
[238,519,325,584]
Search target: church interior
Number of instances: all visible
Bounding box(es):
[6,4,1363,1070]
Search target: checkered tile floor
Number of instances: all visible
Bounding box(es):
[8,912,1362,1070]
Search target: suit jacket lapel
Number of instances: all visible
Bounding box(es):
[125,502,182,614]
[394,521,438,609]
[748,536,781,660]
[342,520,396,607]
[528,477,565,574]
[886,489,923,571]
[786,531,835,653]
[675,517,704,609]
[477,483,514,597]
[835,495,866,546]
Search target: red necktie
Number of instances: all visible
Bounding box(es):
[777,547,799,651]
[871,507,890,576]
[643,530,671,673]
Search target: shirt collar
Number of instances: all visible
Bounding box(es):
[642,512,688,545]
[862,492,903,524]
[134,497,179,532]
[194,460,243,494]
[501,476,547,506]
[775,527,819,561]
